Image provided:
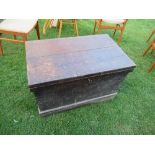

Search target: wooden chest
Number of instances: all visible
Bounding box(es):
[25,34,136,116]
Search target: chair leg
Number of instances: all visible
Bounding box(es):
[148,62,155,72]
[93,20,97,34]
[150,48,154,55]
[97,24,101,33]
[118,29,124,45]
[35,21,40,40]
[113,29,117,37]
[58,20,63,37]
[118,21,128,45]
[0,40,3,56]
[0,33,3,56]
[113,24,119,37]
[73,23,76,33]
[74,20,79,36]
[143,43,153,56]
[56,20,60,31]
[13,35,16,39]
[72,20,76,32]
[146,30,155,42]
[23,35,28,42]
[43,19,51,35]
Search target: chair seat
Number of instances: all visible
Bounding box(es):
[102,19,126,24]
[0,19,38,33]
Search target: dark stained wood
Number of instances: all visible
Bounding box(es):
[26,34,135,88]
[35,71,129,115]
[25,34,136,116]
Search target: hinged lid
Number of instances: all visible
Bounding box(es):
[25,34,136,89]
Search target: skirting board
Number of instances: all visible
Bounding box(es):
[38,92,117,116]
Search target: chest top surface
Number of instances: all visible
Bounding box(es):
[25,34,136,88]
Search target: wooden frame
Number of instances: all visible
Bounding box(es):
[146,29,155,42]
[143,28,155,58]
[143,39,155,56]
[0,20,40,56]
[57,19,79,37]
[93,19,128,45]
[148,62,155,72]
[143,39,155,72]
[43,19,79,38]
[43,19,54,35]
[25,34,135,116]
[0,33,2,55]
[143,30,155,72]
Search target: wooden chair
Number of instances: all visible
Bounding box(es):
[57,19,79,37]
[42,19,79,37]
[0,19,40,56]
[94,19,128,44]
[43,19,53,35]
[43,19,58,35]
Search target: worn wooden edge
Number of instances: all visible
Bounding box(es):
[38,92,117,116]
[26,34,111,44]
[29,67,135,90]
